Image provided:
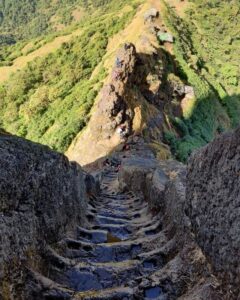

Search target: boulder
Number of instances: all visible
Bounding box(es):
[187,127,240,299]
[144,8,159,23]
[157,31,174,43]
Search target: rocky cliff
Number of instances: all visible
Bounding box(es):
[0,133,90,299]
[187,126,240,299]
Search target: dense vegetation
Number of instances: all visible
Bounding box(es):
[0,0,141,152]
[0,0,118,42]
[162,0,240,161]
[0,0,128,65]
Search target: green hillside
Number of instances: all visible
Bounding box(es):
[0,0,141,151]
[162,0,240,161]
[0,0,120,42]
[0,0,239,162]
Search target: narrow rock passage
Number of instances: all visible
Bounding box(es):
[27,163,167,299]
[26,154,218,300]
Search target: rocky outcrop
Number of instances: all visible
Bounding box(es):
[66,43,138,165]
[144,8,159,23]
[0,134,90,299]
[96,43,137,138]
[187,127,240,299]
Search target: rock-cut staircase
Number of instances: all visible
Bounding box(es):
[26,157,216,300]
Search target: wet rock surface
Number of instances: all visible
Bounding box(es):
[21,138,221,300]
[187,127,240,299]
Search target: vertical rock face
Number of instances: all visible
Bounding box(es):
[186,127,240,299]
[0,134,88,298]
[66,43,138,165]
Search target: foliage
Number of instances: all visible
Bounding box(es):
[161,0,240,162]
[0,0,140,152]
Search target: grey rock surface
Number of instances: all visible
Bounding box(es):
[187,127,240,299]
[0,134,89,298]
[144,8,159,23]
[116,140,221,299]
[118,147,186,224]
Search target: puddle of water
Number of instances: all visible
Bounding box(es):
[67,269,102,291]
[131,244,142,254]
[83,245,92,252]
[145,286,163,298]
[143,259,157,269]
[103,226,131,240]
[133,213,141,218]
[87,214,94,222]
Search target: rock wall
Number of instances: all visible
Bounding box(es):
[117,140,220,298]
[0,134,89,299]
[187,127,240,299]
[118,141,191,240]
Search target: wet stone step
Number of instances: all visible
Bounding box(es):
[73,286,134,300]
[92,224,132,240]
[96,211,131,220]
[30,164,172,299]
[62,262,143,292]
[63,238,143,263]
[76,226,108,244]
[87,206,148,220]
[92,201,148,212]
[96,215,129,225]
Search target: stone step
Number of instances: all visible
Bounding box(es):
[91,223,132,240]
[52,260,142,292]
[43,247,168,297]
[92,212,160,228]
[89,200,148,212]
[87,205,150,221]
[73,286,134,300]
[61,238,143,263]
[26,270,74,300]
[76,226,108,244]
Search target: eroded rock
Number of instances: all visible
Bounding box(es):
[187,127,240,299]
[0,134,90,299]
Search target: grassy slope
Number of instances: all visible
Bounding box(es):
[0,0,141,152]
[162,0,240,161]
